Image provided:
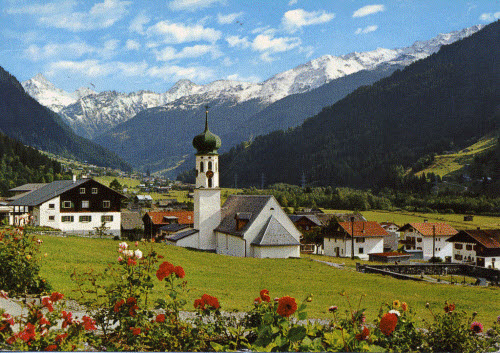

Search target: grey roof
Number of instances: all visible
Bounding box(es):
[167,229,198,242]
[121,211,144,230]
[9,183,46,193]
[289,214,322,226]
[236,212,253,220]
[251,216,301,247]
[215,195,273,236]
[159,223,189,232]
[136,195,153,201]
[9,179,89,206]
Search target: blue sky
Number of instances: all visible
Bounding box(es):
[1,0,498,93]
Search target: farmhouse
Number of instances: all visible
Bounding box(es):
[446,229,500,268]
[323,221,387,260]
[399,222,457,260]
[9,178,125,236]
[142,210,194,238]
[166,107,302,258]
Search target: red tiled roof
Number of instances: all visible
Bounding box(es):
[337,221,388,237]
[448,229,500,249]
[146,211,193,225]
[400,223,458,237]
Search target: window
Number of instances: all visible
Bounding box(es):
[80,188,86,194]
[103,200,111,208]
[101,215,113,222]
[356,237,365,243]
[208,178,212,188]
[92,188,98,194]
[455,254,463,260]
[417,238,422,242]
[455,243,463,250]
[208,161,212,170]
[48,216,55,221]
[200,161,204,172]
[358,248,364,254]
[61,216,74,222]
[62,201,72,208]
[79,215,91,223]
[48,203,55,209]
[82,201,89,208]
[466,244,473,251]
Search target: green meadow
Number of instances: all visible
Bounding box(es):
[38,235,500,327]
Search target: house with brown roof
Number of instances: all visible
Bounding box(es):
[399,222,458,260]
[446,229,500,268]
[323,221,388,260]
[142,210,193,238]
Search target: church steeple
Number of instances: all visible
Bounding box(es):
[193,106,220,189]
[192,106,221,155]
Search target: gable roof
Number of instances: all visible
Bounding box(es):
[289,214,322,226]
[336,221,388,238]
[121,211,144,231]
[9,183,46,193]
[215,195,273,236]
[251,216,301,247]
[399,223,458,237]
[447,229,500,249]
[145,210,194,225]
[10,179,88,206]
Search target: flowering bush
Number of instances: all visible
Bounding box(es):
[0,228,50,295]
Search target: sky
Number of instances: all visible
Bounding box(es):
[1,0,499,93]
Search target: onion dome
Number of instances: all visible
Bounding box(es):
[192,107,221,155]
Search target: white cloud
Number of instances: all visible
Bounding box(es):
[225,35,251,49]
[10,0,131,32]
[288,0,298,5]
[168,0,224,11]
[226,74,260,82]
[129,13,150,34]
[355,25,378,35]
[352,4,385,18]
[46,59,149,79]
[217,12,243,25]
[251,34,301,53]
[125,39,141,51]
[479,12,500,22]
[147,21,221,44]
[155,44,222,61]
[24,42,95,61]
[147,64,215,82]
[282,9,334,33]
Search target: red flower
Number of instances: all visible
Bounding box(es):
[42,297,54,312]
[380,313,398,336]
[444,303,456,313]
[156,314,166,323]
[49,292,64,302]
[114,299,125,312]
[174,266,185,278]
[471,321,483,334]
[260,289,271,302]
[55,333,68,344]
[38,316,51,326]
[202,294,220,309]
[6,336,16,344]
[126,297,137,305]
[61,311,73,329]
[18,323,36,342]
[276,296,298,317]
[355,326,370,341]
[46,344,58,351]
[130,327,141,335]
[127,257,137,266]
[2,313,14,326]
[82,316,96,331]
[156,261,175,281]
[254,297,262,304]
[194,298,204,310]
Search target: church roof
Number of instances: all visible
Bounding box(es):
[251,216,301,247]
[192,110,221,155]
[215,195,273,236]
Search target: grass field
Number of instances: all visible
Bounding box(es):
[323,209,500,230]
[38,235,500,327]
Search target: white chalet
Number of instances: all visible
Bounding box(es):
[446,229,500,268]
[323,221,386,260]
[166,107,302,258]
[9,178,125,236]
[399,222,458,260]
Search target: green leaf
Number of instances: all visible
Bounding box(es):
[288,326,307,342]
[298,311,308,321]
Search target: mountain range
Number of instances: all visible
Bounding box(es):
[22,24,485,176]
[218,20,500,189]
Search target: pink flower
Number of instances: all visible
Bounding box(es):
[471,321,483,334]
[118,256,123,262]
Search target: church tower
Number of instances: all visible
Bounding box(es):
[192,106,221,250]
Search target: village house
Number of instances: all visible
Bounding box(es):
[120,211,144,240]
[323,221,387,260]
[9,178,125,236]
[380,222,400,252]
[446,229,500,268]
[289,214,323,253]
[142,210,194,238]
[165,107,302,259]
[399,222,458,260]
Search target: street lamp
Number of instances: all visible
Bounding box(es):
[351,216,355,260]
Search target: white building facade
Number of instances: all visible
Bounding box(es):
[399,223,457,260]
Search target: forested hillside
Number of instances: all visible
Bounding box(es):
[220,21,499,190]
[0,67,132,172]
[0,132,69,195]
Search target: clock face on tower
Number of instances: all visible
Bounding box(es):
[206,170,214,178]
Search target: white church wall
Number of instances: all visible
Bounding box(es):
[175,234,199,248]
[216,232,246,257]
[253,245,300,259]
[194,188,221,250]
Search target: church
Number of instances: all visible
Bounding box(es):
[167,108,302,258]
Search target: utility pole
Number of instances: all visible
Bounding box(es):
[351,216,355,260]
[432,225,436,261]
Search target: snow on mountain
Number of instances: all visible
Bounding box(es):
[23,24,483,139]
[21,73,95,113]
